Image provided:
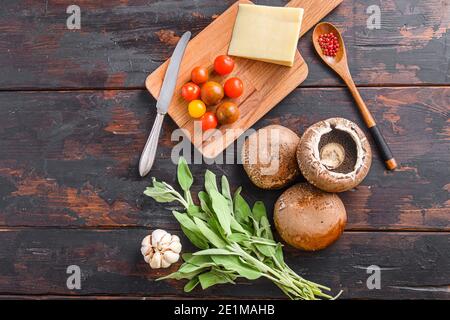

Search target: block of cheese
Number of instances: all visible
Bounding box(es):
[228,4,304,67]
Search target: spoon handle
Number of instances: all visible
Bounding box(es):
[346,79,397,170]
[369,125,397,170]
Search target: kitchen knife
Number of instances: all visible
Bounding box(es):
[139,31,191,177]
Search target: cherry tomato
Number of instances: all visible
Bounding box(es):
[181,82,200,102]
[201,81,224,106]
[201,112,218,131]
[216,102,240,125]
[188,100,206,118]
[214,55,235,75]
[191,66,209,84]
[224,77,244,99]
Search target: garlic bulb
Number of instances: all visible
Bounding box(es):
[141,229,182,269]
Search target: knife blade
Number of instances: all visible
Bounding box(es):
[139,31,191,177]
[156,31,191,114]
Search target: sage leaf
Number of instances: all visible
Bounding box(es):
[211,267,238,282]
[228,233,248,243]
[221,175,233,209]
[255,243,276,257]
[184,276,200,292]
[193,248,237,256]
[259,215,274,240]
[274,244,285,265]
[198,191,213,215]
[182,253,193,261]
[178,263,213,274]
[177,157,193,191]
[252,201,267,221]
[173,211,209,249]
[251,216,261,237]
[158,268,203,281]
[230,216,248,235]
[208,216,226,238]
[183,254,213,266]
[193,217,227,248]
[152,179,167,189]
[209,189,232,235]
[233,188,251,224]
[187,205,208,220]
[250,236,277,246]
[211,255,261,280]
[204,170,218,195]
[143,186,178,203]
[181,226,209,250]
[198,271,233,289]
[172,211,199,234]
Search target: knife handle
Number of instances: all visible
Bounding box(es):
[139,112,165,177]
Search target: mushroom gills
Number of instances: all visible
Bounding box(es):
[318,129,357,173]
[320,142,345,169]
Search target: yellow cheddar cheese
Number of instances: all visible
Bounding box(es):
[228,4,304,67]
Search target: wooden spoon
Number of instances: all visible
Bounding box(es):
[312,22,397,170]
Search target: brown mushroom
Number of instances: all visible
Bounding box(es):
[297,117,372,193]
[274,183,347,251]
[241,125,300,189]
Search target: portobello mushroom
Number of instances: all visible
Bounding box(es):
[241,125,300,190]
[297,117,372,193]
[274,183,347,251]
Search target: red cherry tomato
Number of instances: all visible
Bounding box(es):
[201,112,218,131]
[191,66,209,84]
[181,82,200,101]
[224,77,244,99]
[214,55,235,75]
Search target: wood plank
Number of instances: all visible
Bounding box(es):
[0,228,448,299]
[0,0,447,89]
[0,87,448,230]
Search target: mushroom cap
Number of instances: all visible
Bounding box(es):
[297,117,372,193]
[274,183,347,251]
[242,125,300,190]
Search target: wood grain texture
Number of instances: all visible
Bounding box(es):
[286,0,343,37]
[0,228,448,299]
[0,0,447,89]
[1,0,449,300]
[0,87,448,230]
[146,0,315,158]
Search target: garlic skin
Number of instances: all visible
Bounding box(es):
[141,229,182,269]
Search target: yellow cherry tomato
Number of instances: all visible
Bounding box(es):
[188,100,206,118]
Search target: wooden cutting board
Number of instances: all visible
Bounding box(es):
[146,0,342,159]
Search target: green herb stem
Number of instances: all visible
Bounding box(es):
[145,157,335,300]
[230,243,325,300]
[162,182,189,208]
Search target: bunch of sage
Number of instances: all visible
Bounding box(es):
[144,157,336,300]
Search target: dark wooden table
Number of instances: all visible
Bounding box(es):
[0,0,449,300]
